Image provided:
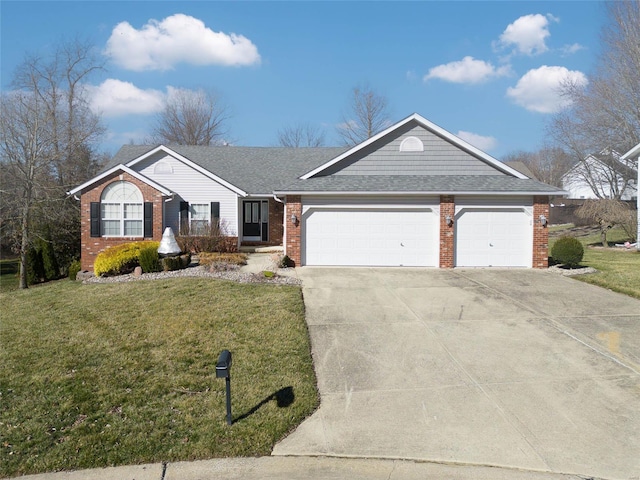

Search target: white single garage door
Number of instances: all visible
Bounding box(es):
[303,208,437,266]
[455,208,532,267]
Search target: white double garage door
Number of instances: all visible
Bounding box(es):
[301,196,533,267]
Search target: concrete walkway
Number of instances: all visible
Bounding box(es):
[273,268,640,480]
[18,456,587,480]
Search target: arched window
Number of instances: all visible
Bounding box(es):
[100,181,143,236]
[153,161,173,174]
[399,136,424,152]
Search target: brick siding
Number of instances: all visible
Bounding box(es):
[80,172,164,272]
[439,195,455,268]
[532,195,550,269]
[284,196,302,266]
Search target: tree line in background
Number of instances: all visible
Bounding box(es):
[0,39,107,288]
[1,2,638,288]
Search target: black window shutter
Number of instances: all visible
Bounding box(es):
[180,201,189,235]
[90,202,100,237]
[210,202,220,220]
[144,202,153,237]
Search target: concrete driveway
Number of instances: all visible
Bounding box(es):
[273,268,640,480]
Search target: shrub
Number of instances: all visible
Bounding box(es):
[158,254,190,272]
[138,245,161,273]
[176,219,237,253]
[551,236,584,268]
[279,255,292,268]
[39,237,59,281]
[94,241,160,277]
[199,252,247,266]
[68,260,81,281]
[26,246,45,285]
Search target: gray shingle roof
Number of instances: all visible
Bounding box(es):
[276,175,565,195]
[108,145,348,195]
[106,145,564,196]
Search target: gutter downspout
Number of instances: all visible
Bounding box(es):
[273,194,286,254]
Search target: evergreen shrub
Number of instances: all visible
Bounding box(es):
[551,236,584,268]
[138,245,161,273]
[68,260,81,281]
[94,241,160,276]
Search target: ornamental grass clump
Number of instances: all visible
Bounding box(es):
[551,235,584,268]
[94,241,160,276]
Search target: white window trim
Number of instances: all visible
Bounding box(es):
[100,181,143,238]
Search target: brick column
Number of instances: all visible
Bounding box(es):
[268,197,285,246]
[439,195,455,268]
[285,196,302,266]
[532,195,550,269]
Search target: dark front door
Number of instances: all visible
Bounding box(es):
[243,201,261,237]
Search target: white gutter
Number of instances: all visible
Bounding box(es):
[273,190,567,197]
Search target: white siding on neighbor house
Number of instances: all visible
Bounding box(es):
[562,157,637,200]
[135,152,239,235]
[327,124,503,176]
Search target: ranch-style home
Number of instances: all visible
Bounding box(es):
[69,113,565,272]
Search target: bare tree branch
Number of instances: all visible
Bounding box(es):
[336,84,390,146]
[0,39,105,288]
[277,122,326,147]
[151,88,229,146]
[548,1,640,199]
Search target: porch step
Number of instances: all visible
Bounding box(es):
[239,245,284,254]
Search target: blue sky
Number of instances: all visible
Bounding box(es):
[1,1,604,158]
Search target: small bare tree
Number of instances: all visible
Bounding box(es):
[576,199,635,247]
[337,84,391,146]
[502,147,573,186]
[151,88,229,146]
[277,122,326,147]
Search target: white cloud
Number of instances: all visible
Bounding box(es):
[496,14,556,56]
[105,13,261,71]
[506,65,588,113]
[424,56,511,84]
[560,43,585,56]
[456,131,498,152]
[85,79,165,117]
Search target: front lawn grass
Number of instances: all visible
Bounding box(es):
[550,225,640,299]
[0,258,19,292]
[577,247,640,299]
[0,278,318,476]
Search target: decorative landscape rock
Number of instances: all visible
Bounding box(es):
[158,227,181,257]
[133,266,143,276]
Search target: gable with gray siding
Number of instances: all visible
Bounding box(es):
[321,120,507,177]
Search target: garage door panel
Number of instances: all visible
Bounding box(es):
[304,208,436,267]
[455,208,531,268]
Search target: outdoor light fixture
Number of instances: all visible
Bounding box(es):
[539,214,548,227]
[445,215,453,227]
[290,213,298,224]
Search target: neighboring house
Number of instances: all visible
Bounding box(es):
[69,113,564,271]
[561,151,637,200]
[620,142,640,249]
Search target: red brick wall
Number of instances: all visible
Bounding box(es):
[80,172,164,272]
[285,196,302,266]
[533,195,550,269]
[269,198,284,245]
[439,195,455,268]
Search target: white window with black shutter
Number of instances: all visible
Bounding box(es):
[178,201,221,236]
[91,181,153,238]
